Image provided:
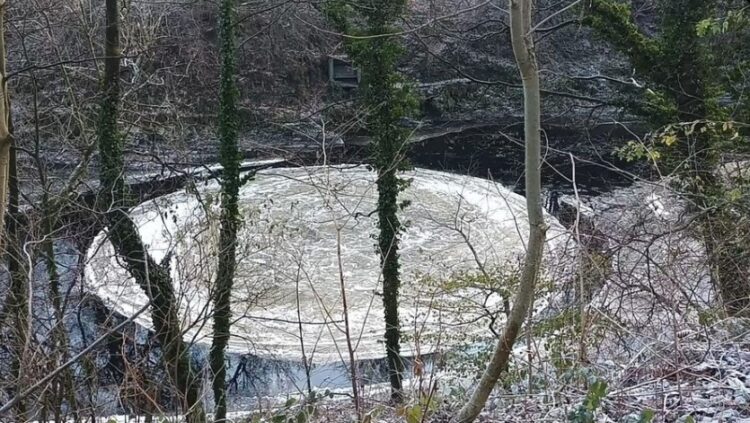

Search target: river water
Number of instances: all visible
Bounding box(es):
[34,128,633,414]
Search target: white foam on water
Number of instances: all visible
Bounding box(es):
[85,166,574,362]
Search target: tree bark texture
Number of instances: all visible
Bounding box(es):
[456,0,547,420]
[210,0,241,420]
[0,0,11,249]
[96,1,206,421]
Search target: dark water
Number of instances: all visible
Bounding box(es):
[408,125,637,196]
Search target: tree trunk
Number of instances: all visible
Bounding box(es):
[97,1,206,421]
[455,0,547,421]
[323,0,414,402]
[41,210,79,421]
[0,0,11,249]
[378,166,405,402]
[703,204,750,315]
[6,114,30,423]
[210,0,240,420]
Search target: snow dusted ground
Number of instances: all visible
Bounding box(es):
[85,166,575,362]
[577,181,712,349]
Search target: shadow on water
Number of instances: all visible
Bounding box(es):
[222,353,432,401]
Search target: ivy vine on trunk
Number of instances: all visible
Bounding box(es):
[210,0,242,420]
[96,0,206,421]
[324,0,418,402]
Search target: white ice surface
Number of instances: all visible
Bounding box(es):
[85,166,573,362]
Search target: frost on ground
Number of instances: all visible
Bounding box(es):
[74,176,750,422]
[487,181,750,423]
[578,181,712,355]
[85,166,575,362]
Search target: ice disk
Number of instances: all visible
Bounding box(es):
[85,166,574,361]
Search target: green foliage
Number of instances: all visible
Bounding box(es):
[433,268,518,300]
[535,309,582,372]
[218,0,241,193]
[617,140,662,163]
[582,0,718,124]
[324,0,418,176]
[535,308,604,375]
[641,89,680,125]
[616,120,742,171]
[697,5,750,123]
[247,392,325,423]
[397,392,440,423]
[584,1,750,315]
[568,379,607,423]
[97,43,126,209]
[437,341,496,382]
[582,1,660,76]
[216,0,241,227]
[640,409,656,422]
[697,9,749,36]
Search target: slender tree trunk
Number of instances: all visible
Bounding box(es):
[96,1,206,421]
[31,53,79,418]
[378,166,405,402]
[210,0,241,420]
[323,0,413,403]
[0,0,10,249]
[41,212,79,420]
[336,228,361,416]
[455,1,547,421]
[369,32,410,406]
[7,117,30,423]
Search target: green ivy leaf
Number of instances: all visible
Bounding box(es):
[696,19,713,36]
[639,408,655,423]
